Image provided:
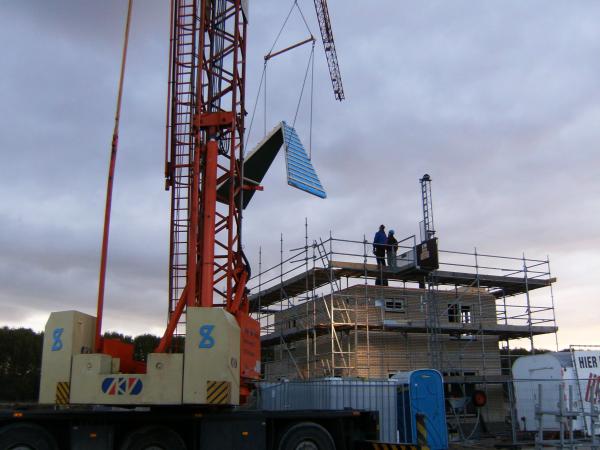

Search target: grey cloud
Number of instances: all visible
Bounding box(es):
[1,1,599,348]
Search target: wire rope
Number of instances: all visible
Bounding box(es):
[268,0,297,55]
[246,0,316,154]
[309,37,315,159]
[244,63,267,155]
[292,43,315,128]
[264,62,268,136]
[294,0,314,36]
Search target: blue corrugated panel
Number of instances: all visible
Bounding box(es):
[281,121,327,199]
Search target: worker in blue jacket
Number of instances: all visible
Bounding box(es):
[373,224,388,285]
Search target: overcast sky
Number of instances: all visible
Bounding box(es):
[1,1,599,350]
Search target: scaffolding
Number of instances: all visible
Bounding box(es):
[248,230,558,384]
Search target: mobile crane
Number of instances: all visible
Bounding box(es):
[0,1,382,449]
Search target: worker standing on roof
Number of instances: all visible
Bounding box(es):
[387,229,398,269]
[373,225,388,286]
[373,225,387,265]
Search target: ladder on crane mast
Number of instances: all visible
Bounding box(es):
[165,0,200,340]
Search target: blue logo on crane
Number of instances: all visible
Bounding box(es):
[51,327,64,351]
[199,324,215,349]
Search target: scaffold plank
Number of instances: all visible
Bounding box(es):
[248,267,341,312]
[250,260,555,311]
[329,260,555,297]
[260,321,557,347]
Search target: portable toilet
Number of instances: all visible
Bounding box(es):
[392,369,448,450]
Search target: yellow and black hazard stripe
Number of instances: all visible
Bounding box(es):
[416,414,427,445]
[355,442,429,450]
[206,380,231,405]
[55,381,70,405]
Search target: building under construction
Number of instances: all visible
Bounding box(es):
[248,229,558,426]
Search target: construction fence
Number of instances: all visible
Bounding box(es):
[252,377,600,449]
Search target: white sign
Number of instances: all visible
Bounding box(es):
[573,350,600,435]
[573,351,600,404]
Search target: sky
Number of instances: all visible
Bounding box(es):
[1,1,599,350]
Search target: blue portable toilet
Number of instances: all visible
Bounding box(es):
[392,369,448,450]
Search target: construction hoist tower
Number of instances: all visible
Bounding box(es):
[419,173,435,242]
[418,174,442,370]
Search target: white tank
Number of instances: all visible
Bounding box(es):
[512,352,586,433]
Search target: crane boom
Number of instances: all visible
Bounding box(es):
[313,0,345,101]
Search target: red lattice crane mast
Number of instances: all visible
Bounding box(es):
[91,0,343,403]
[93,2,340,397]
[157,0,259,396]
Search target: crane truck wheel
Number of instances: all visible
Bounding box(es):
[0,423,58,450]
[277,422,335,450]
[119,426,186,450]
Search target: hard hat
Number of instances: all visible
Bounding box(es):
[389,229,395,235]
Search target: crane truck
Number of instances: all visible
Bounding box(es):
[0,1,391,449]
